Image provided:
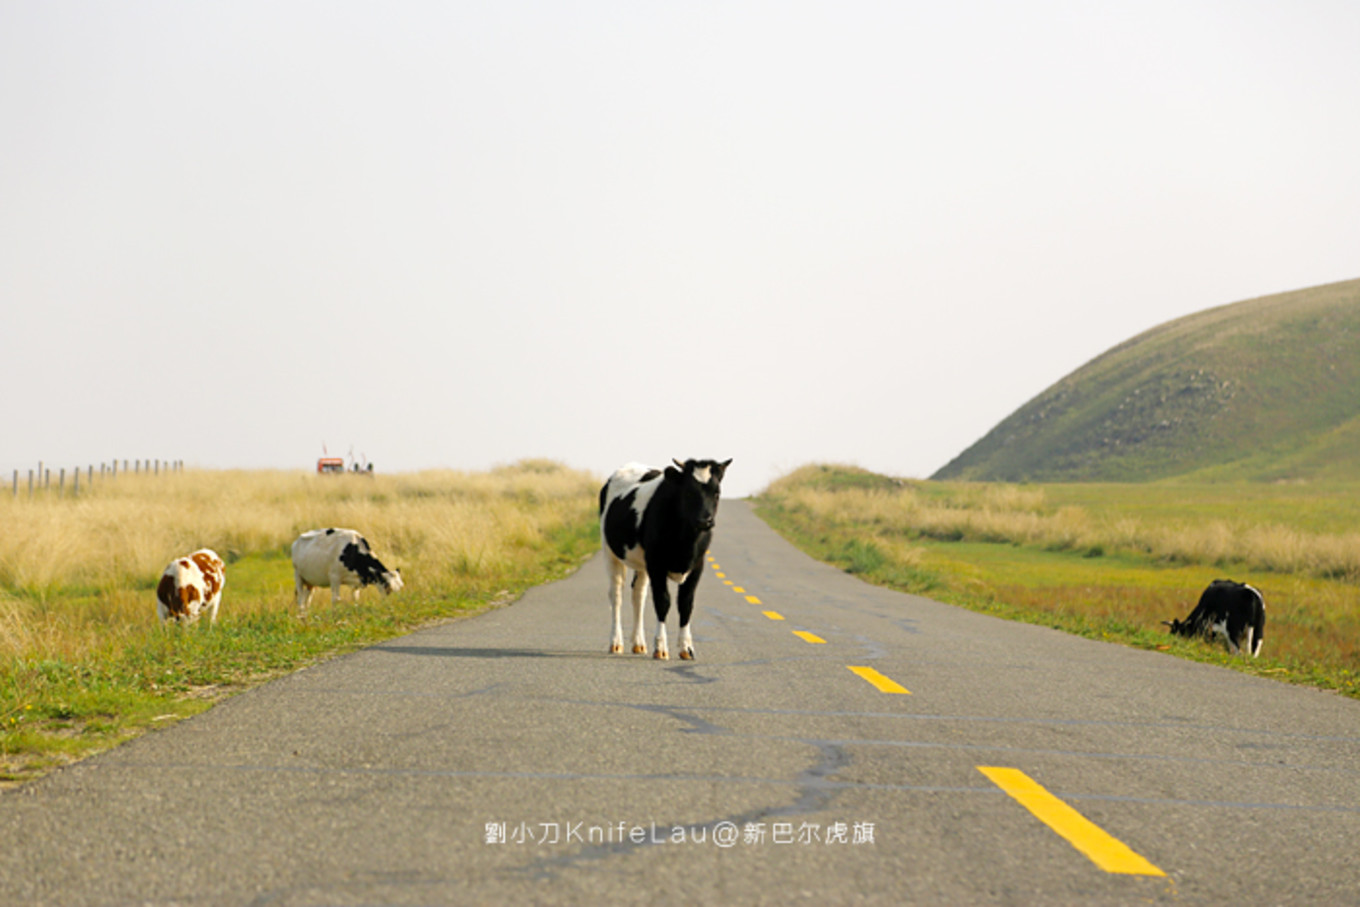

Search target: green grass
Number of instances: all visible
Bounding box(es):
[1041,481,1360,535]
[755,465,1360,699]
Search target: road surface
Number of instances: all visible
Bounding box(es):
[1,501,1357,905]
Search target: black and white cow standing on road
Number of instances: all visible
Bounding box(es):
[1163,579,1266,657]
[600,458,731,660]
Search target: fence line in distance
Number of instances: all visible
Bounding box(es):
[8,459,185,498]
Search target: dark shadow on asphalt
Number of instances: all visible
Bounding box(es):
[373,645,613,660]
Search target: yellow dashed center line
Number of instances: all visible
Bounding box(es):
[977,767,1165,876]
[706,564,1158,881]
[847,666,911,694]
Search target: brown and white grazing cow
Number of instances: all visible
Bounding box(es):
[291,528,403,614]
[156,549,226,625]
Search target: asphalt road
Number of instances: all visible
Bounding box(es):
[2,501,1358,905]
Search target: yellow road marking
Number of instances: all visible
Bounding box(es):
[977,767,1165,876]
[710,563,721,571]
[847,666,911,694]
[723,580,733,586]
[763,611,785,620]
[792,630,826,644]
[733,587,746,593]
[715,572,726,578]
[745,595,762,605]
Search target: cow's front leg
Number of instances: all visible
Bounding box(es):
[607,556,626,654]
[676,569,702,660]
[650,567,672,660]
[630,571,649,654]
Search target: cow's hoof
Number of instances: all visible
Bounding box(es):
[610,643,623,654]
[632,645,647,655]
[653,649,669,660]
[679,648,695,660]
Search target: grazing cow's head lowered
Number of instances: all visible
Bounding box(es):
[600,458,732,660]
[1164,579,1266,657]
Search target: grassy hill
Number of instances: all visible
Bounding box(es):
[932,278,1360,483]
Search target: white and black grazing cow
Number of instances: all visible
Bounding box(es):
[600,458,731,660]
[1164,579,1266,657]
[156,548,225,625]
[290,528,403,614]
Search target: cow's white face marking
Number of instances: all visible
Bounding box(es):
[691,464,712,484]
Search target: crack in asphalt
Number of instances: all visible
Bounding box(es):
[512,738,855,881]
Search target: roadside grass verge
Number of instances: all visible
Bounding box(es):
[753,464,1360,699]
[0,462,600,786]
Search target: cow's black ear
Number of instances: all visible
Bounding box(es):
[715,458,732,480]
[664,465,682,481]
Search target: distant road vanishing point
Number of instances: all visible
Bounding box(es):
[1,501,1357,905]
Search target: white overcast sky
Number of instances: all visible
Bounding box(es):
[3,1,1357,497]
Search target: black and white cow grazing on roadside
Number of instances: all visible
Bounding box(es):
[600,458,731,660]
[291,528,403,615]
[1163,579,1266,657]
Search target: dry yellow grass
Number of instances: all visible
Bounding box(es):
[771,468,1360,580]
[0,462,600,662]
